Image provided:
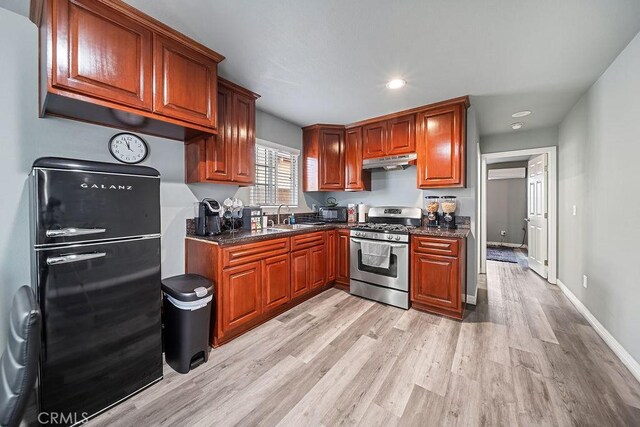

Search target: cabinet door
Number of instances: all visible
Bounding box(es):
[221,262,262,332]
[363,121,387,159]
[416,104,465,188]
[262,254,291,312]
[336,229,350,285]
[52,0,153,110]
[231,91,256,184]
[326,231,336,283]
[153,34,217,128]
[345,127,369,191]
[291,249,310,298]
[310,245,326,289]
[205,85,233,181]
[411,252,460,312]
[318,128,345,190]
[387,114,416,155]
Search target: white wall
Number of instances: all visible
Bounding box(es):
[326,106,481,300]
[558,31,640,362]
[486,162,528,245]
[0,9,308,353]
[480,125,558,154]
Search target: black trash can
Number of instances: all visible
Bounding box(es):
[161,274,214,374]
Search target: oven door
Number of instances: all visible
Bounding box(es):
[350,237,409,291]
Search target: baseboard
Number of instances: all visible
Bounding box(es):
[487,241,527,249]
[556,279,640,383]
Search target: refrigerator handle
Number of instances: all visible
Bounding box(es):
[46,252,107,265]
[46,227,106,237]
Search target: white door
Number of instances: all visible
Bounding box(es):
[527,154,548,278]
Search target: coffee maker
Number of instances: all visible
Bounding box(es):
[196,198,222,236]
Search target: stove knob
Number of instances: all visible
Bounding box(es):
[387,235,394,240]
[395,235,401,241]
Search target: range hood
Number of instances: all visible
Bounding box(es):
[362,153,417,171]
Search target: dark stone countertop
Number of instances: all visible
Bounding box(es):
[185,222,469,246]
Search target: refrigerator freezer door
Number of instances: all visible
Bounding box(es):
[35,237,163,420]
[32,167,160,247]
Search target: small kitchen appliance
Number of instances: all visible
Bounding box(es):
[440,196,458,229]
[349,206,422,309]
[317,206,347,223]
[196,198,222,236]
[425,196,440,227]
[241,206,263,231]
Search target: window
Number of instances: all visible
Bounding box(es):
[250,143,299,207]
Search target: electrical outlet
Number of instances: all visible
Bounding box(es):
[500,230,507,236]
[583,275,588,289]
[573,205,577,216]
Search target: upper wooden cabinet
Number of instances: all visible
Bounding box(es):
[35,0,224,140]
[345,127,371,191]
[153,34,218,128]
[362,121,387,159]
[416,101,467,188]
[302,125,345,191]
[185,78,259,185]
[387,114,416,155]
[360,114,415,159]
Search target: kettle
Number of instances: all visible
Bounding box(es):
[196,198,222,236]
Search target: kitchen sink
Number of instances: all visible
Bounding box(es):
[268,224,318,230]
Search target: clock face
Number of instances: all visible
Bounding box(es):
[109,133,148,164]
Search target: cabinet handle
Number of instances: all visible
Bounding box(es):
[422,242,450,248]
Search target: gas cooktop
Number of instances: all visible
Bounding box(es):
[352,223,417,234]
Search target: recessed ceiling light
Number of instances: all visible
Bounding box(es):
[386,79,406,90]
[512,110,531,118]
[511,122,524,130]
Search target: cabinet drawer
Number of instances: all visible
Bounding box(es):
[291,231,326,251]
[412,236,459,256]
[222,238,290,267]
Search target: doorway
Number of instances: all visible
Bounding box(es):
[479,147,557,284]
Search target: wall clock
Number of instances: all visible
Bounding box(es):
[108,133,149,164]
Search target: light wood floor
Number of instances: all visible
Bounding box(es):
[90,260,640,426]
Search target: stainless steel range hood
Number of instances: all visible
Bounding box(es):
[362,153,417,171]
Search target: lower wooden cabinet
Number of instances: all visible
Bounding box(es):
[291,249,310,298]
[262,254,291,311]
[310,245,326,289]
[335,229,350,287]
[326,230,336,282]
[410,236,466,319]
[221,261,262,332]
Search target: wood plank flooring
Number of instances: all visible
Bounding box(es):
[90,259,640,426]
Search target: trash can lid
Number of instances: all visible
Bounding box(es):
[161,274,214,302]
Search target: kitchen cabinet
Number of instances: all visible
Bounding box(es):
[361,114,415,159]
[416,100,467,188]
[326,230,337,282]
[221,261,262,332]
[185,230,335,347]
[363,121,387,159]
[410,236,466,319]
[335,229,351,288]
[345,127,371,191]
[302,125,345,191]
[262,254,291,311]
[36,0,224,141]
[291,249,310,299]
[185,78,259,185]
[387,114,416,155]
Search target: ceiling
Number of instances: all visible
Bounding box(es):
[6,0,640,136]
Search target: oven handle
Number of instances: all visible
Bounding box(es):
[350,238,406,248]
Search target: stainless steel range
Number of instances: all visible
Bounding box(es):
[350,207,422,309]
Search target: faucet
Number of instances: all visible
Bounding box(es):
[277,204,290,225]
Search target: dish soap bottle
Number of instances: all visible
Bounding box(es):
[289,214,296,225]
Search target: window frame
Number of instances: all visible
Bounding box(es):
[250,139,300,208]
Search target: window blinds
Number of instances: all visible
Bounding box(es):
[250,144,299,207]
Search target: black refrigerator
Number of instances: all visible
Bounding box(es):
[30,158,163,425]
